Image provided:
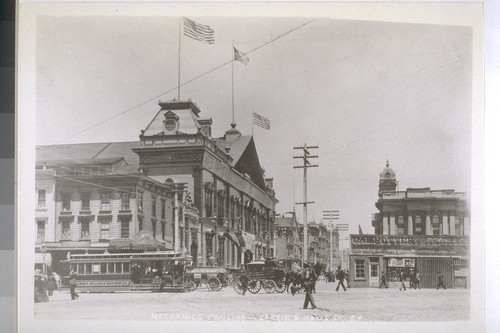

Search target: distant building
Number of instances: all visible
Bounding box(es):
[349,161,469,288]
[273,213,301,261]
[35,99,278,274]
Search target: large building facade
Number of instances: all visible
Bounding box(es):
[349,161,469,288]
[35,99,278,274]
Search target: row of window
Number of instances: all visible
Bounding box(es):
[36,219,130,242]
[384,215,465,236]
[70,262,131,275]
[36,189,132,211]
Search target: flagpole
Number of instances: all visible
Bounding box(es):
[232,45,235,124]
[178,17,181,100]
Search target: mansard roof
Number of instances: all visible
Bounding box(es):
[142,99,202,137]
[36,141,142,173]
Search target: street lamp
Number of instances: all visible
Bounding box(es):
[40,242,47,276]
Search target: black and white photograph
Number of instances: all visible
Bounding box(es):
[18,2,485,332]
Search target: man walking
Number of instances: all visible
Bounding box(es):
[335,268,347,292]
[303,267,316,309]
[239,273,249,296]
[414,270,421,289]
[399,270,406,291]
[437,271,446,290]
[379,271,388,289]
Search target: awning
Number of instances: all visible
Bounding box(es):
[35,252,52,267]
[235,232,245,248]
[241,232,256,250]
[224,230,243,247]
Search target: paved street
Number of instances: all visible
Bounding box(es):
[34,281,469,322]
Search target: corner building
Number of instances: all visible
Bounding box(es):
[349,161,469,288]
[35,99,278,273]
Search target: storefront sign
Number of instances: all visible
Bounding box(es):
[78,281,130,287]
[351,235,468,256]
[388,258,415,267]
[455,268,469,277]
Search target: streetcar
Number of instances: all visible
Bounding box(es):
[62,251,195,293]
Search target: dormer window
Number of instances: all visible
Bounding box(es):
[163,111,180,133]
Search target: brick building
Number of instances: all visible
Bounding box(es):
[349,161,469,288]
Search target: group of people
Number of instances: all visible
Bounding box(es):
[34,271,59,303]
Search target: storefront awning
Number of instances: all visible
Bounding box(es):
[224,230,243,247]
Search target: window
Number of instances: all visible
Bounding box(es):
[85,263,92,275]
[78,263,84,274]
[92,263,100,274]
[161,198,166,219]
[62,193,71,211]
[138,192,144,213]
[116,262,123,274]
[36,220,45,242]
[355,259,365,279]
[100,218,110,239]
[61,219,70,239]
[121,192,130,210]
[108,263,115,273]
[152,219,157,238]
[81,220,90,239]
[100,263,107,274]
[121,219,130,238]
[432,215,440,235]
[152,196,157,217]
[205,188,213,217]
[179,226,184,247]
[397,216,404,225]
[164,119,176,131]
[123,262,130,273]
[81,193,90,211]
[138,216,143,231]
[414,216,422,235]
[101,193,111,211]
[161,221,166,240]
[397,227,405,235]
[38,190,46,208]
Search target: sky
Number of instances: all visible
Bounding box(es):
[36,15,472,240]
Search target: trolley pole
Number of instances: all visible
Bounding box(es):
[323,210,339,271]
[294,144,318,266]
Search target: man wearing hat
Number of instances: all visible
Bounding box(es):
[69,270,79,300]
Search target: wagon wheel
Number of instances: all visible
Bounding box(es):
[207,277,222,291]
[248,279,261,294]
[275,281,286,293]
[185,280,197,292]
[264,280,276,293]
[233,279,244,295]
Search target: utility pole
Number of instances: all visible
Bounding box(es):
[293,144,318,266]
[323,210,339,271]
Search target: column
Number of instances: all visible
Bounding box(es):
[449,215,456,236]
[407,215,413,235]
[442,214,449,235]
[464,217,470,236]
[425,214,432,235]
[389,215,396,235]
[193,168,204,216]
[382,214,389,235]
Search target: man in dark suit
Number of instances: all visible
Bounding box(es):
[335,268,347,292]
[302,267,316,309]
[437,272,446,290]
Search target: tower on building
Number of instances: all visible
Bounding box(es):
[378,159,397,196]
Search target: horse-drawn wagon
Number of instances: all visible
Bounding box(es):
[232,259,286,294]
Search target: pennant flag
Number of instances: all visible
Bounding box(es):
[358,225,363,235]
[233,46,249,65]
[253,112,270,130]
[183,17,215,44]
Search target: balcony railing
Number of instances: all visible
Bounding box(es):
[37,201,46,209]
[61,229,71,240]
[81,231,90,239]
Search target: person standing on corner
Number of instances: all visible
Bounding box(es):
[335,267,347,292]
[69,270,79,300]
[437,271,446,290]
[46,273,58,296]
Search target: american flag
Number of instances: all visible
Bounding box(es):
[233,46,249,65]
[183,17,215,44]
[253,112,270,130]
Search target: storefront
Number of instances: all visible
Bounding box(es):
[349,234,469,288]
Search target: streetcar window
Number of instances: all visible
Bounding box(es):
[85,263,92,275]
[71,263,76,273]
[93,263,100,274]
[116,263,122,274]
[101,263,107,274]
[123,263,130,273]
[108,263,115,273]
[78,263,84,274]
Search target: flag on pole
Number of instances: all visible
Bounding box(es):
[183,17,215,44]
[233,46,249,65]
[358,225,363,235]
[253,112,271,130]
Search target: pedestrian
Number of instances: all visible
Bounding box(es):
[414,271,421,289]
[335,267,347,292]
[46,273,58,296]
[69,270,79,300]
[379,272,388,289]
[34,273,49,303]
[409,269,415,289]
[302,268,317,309]
[399,270,406,291]
[239,273,249,296]
[437,271,446,290]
